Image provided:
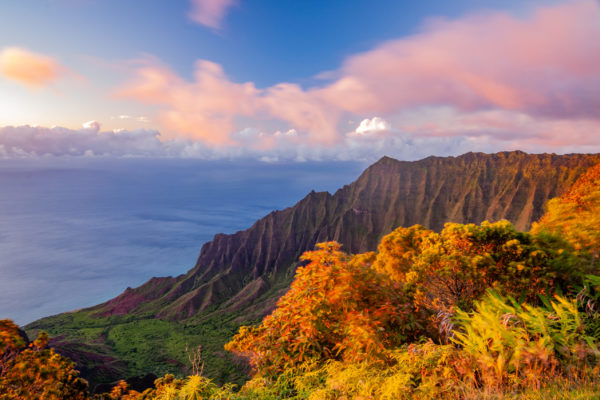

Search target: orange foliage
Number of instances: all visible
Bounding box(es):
[225,242,420,377]
[103,380,142,400]
[532,162,600,266]
[0,320,26,376]
[0,322,88,399]
[228,218,584,378]
[374,225,432,282]
[375,221,580,319]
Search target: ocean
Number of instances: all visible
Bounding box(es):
[0,158,367,325]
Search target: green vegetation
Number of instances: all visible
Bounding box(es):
[26,310,252,389]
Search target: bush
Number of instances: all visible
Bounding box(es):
[0,321,89,400]
[225,242,420,377]
[452,290,598,389]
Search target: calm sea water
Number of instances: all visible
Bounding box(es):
[0,158,367,325]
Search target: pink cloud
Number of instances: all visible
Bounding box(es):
[396,108,600,145]
[115,60,259,146]
[188,0,236,29]
[116,59,339,146]
[0,47,66,88]
[318,0,600,118]
[117,1,600,149]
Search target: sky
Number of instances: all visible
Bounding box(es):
[0,0,599,161]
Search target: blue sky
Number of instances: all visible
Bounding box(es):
[2,1,557,85]
[0,0,598,161]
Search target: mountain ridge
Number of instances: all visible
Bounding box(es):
[84,151,600,321]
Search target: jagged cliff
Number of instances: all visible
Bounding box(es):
[89,151,600,321]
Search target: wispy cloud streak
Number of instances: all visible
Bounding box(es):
[2,117,599,163]
[188,0,236,29]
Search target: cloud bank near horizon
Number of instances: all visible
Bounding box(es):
[1,120,599,163]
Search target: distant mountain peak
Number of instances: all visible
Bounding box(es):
[374,155,398,164]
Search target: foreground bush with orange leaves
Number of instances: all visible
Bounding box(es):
[225,242,425,378]
[0,319,89,400]
[226,218,587,379]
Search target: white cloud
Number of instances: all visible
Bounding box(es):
[1,120,599,163]
[354,117,391,136]
[275,129,298,137]
[110,115,149,123]
[0,125,169,158]
[258,156,279,163]
[82,120,100,132]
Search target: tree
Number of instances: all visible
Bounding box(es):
[532,162,600,269]
[375,221,580,323]
[0,321,89,400]
[373,224,432,282]
[0,319,26,376]
[225,242,419,377]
